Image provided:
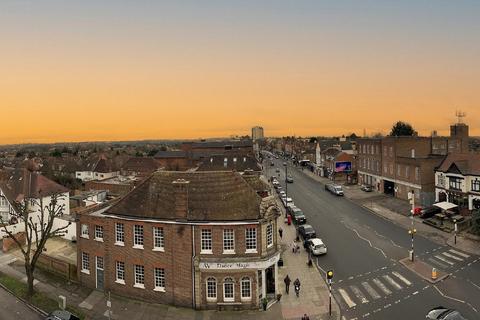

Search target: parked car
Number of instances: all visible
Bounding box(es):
[278,190,286,197]
[281,197,294,208]
[275,168,280,173]
[304,238,327,255]
[283,162,287,166]
[290,207,306,224]
[45,310,80,320]
[298,224,316,240]
[426,307,466,320]
[361,185,373,192]
[270,162,275,166]
[420,206,442,219]
[325,184,344,196]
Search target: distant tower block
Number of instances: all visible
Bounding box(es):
[456,110,466,124]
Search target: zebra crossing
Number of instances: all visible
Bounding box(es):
[426,249,470,269]
[335,270,413,309]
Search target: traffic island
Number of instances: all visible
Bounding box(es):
[399,258,449,284]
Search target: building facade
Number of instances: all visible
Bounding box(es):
[357,123,470,206]
[435,153,480,212]
[77,171,280,310]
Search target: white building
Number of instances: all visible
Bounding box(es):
[251,126,264,141]
[435,153,480,211]
[75,155,119,182]
[0,168,75,241]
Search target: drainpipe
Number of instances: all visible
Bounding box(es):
[191,225,196,309]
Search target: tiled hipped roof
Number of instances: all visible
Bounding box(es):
[0,168,69,204]
[107,171,262,221]
[436,153,480,176]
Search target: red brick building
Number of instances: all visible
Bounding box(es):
[77,171,280,310]
[357,123,470,206]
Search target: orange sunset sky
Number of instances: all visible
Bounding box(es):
[1,1,479,144]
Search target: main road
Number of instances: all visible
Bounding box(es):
[266,156,480,320]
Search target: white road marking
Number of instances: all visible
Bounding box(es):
[391,271,412,286]
[442,252,464,261]
[361,282,381,300]
[435,255,455,265]
[449,249,470,258]
[372,278,392,295]
[428,257,449,269]
[433,285,479,313]
[383,275,402,290]
[338,288,357,308]
[350,285,369,304]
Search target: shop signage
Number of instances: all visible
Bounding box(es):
[199,252,280,270]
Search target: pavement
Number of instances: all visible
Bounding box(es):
[265,158,480,320]
[276,199,340,320]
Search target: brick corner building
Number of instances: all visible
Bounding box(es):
[77,171,281,310]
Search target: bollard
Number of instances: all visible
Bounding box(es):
[431,268,437,280]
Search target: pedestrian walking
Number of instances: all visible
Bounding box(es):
[284,275,291,294]
[278,227,283,239]
[294,278,301,297]
[292,240,296,253]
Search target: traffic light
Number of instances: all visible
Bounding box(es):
[327,270,334,280]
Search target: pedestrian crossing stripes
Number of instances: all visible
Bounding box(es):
[350,285,369,304]
[338,288,357,308]
[391,271,412,286]
[442,252,463,261]
[361,282,380,300]
[372,278,392,295]
[428,257,449,269]
[434,255,455,265]
[336,271,412,309]
[425,249,471,269]
[448,249,470,259]
[382,275,402,290]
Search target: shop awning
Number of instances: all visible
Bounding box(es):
[433,201,458,211]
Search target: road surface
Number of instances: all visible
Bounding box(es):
[266,156,480,320]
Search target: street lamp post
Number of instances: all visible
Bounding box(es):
[408,190,416,262]
[454,219,457,245]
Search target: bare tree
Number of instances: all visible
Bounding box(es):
[0,192,70,298]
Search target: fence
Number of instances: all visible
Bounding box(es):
[34,251,78,282]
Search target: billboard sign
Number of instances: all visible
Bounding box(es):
[335,161,352,173]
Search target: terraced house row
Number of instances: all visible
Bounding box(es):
[77,171,281,310]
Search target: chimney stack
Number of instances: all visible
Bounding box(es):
[172,178,190,220]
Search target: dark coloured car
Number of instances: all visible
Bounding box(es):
[426,306,467,319]
[298,224,316,240]
[420,206,442,219]
[290,208,306,225]
[45,310,80,320]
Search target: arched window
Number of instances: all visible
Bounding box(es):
[206,277,217,301]
[240,277,251,300]
[223,277,234,302]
